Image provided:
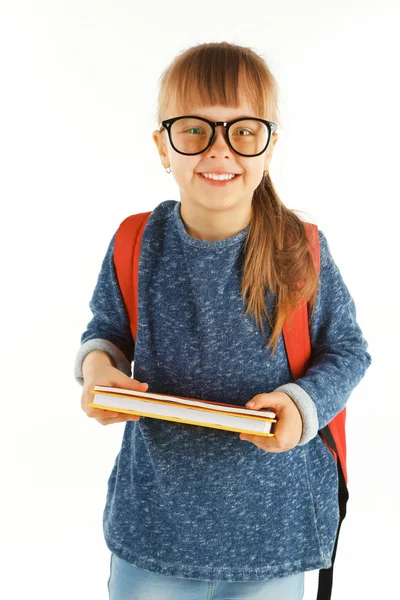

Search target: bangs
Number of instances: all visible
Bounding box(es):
[156,42,279,125]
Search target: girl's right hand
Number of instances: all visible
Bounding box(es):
[81,364,149,426]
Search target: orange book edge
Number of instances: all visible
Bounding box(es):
[89,402,276,437]
[90,389,277,423]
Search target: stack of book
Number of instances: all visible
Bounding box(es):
[90,385,277,436]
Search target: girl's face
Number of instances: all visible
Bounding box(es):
[152,102,278,215]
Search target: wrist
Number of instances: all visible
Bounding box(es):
[82,350,115,379]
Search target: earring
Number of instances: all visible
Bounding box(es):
[165,166,172,174]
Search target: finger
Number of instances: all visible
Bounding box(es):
[102,413,140,425]
[133,380,149,389]
[245,394,275,409]
[120,379,149,391]
[105,410,140,420]
[240,433,289,453]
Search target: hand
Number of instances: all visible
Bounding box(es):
[239,392,303,452]
[81,364,149,426]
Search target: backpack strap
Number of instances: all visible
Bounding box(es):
[282,222,320,380]
[113,211,151,342]
[281,222,349,600]
[114,213,348,600]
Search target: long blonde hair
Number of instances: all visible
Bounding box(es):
[154,41,319,355]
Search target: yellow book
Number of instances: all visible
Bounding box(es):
[90,385,277,437]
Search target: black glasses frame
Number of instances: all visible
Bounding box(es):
[159,115,278,157]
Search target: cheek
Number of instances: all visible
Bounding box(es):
[241,160,264,180]
[178,168,196,183]
[173,164,202,184]
[170,158,197,172]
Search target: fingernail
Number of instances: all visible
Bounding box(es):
[248,401,255,408]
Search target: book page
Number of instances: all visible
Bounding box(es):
[92,392,275,435]
[93,385,276,419]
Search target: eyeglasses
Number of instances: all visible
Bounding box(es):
[159,115,278,157]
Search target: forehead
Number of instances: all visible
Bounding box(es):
[189,104,258,120]
[169,100,259,121]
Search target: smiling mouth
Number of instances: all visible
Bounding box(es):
[196,172,242,187]
[198,173,241,180]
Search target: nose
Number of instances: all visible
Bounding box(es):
[208,125,231,153]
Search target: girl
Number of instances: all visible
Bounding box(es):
[75,41,371,600]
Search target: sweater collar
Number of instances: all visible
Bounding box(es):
[173,201,250,250]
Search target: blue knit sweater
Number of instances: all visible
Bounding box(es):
[74,200,371,582]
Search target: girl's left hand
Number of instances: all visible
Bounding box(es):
[240,391,303,453]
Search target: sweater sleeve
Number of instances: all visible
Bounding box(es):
[73,232,135,387]
[275,229,372,445]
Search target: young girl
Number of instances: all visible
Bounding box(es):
[75,41,371,600]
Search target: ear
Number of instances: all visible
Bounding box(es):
[152,129,169,163]
[264,132,279,170]
[271,131,279,147]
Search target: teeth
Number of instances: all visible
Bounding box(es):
[201,173,236,180]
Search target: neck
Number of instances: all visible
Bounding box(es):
[179,201,251,242]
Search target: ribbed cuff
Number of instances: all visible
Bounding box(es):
[74,338,132,386]
[274,383,319,445]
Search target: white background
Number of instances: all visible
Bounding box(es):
[1,1,399,598]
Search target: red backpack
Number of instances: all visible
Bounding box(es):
[113,211,348,600]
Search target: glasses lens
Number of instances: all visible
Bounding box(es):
[170,118,269,155]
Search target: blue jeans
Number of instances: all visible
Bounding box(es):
[108,553,305,600]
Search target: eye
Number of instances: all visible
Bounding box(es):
[184,127,205,135]
[234,128,253,136]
